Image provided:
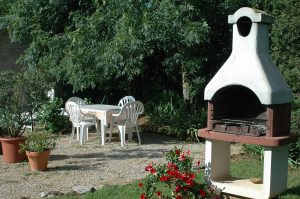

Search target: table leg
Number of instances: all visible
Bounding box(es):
[101,121,106,145]
[95,119,101,145]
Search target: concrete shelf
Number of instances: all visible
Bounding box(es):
[199,128,298,147]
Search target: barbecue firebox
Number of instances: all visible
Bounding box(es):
[209,85,267,136]
[198,7,298,199]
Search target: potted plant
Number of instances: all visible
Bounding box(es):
[0,71,31,163]
[19,130,56,171]
[0,69,51,163]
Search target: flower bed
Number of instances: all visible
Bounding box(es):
[139,147,221,199]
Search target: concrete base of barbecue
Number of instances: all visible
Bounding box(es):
[204,139,289,199]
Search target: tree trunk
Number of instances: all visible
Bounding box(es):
[182,66,191,111]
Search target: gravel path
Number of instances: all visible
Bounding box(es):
[0,132,243,199]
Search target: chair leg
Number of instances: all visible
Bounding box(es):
[80,125,89,145]
[76,127,80,140]
[109,123,113,144]
[86,128,89,141]
[128,128,133,142]
[80,126,84,145]
[95,120,100,137]
[118,125,126,147]
[136,126,141,145]
[70,126,75,143]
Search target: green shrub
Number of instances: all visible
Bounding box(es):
[36,98,70,134]
[243,143,300,168]
[0,71,32,137]
[19,130,57,152]
[147,99,206,141]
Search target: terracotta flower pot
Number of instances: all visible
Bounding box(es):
[26,150,51,171]
[0,136,27,163]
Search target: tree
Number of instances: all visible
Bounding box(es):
[2,0,213,108]
[270,0,300,133]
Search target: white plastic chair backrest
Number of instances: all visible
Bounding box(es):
[117,96,135,107]
[68,97,85,107]
[65,101,82,127]
[118,101,144,128]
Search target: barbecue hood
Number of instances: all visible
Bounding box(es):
[204,7,292,105]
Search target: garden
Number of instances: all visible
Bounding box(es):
[0,0,299,199]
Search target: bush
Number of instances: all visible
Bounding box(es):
[19,130,57,153]
[147,100,207,141]
[36,98,70,134]
[139,147,221,199]
[0,71,31,137]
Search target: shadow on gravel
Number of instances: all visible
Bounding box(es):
[108,132,179,145]
[50,154,70,161]
[48,165,85,171]
[70,147,170,160]
[136,132,179,145]
[48,162,104,171]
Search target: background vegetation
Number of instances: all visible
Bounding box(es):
[0,0,299,160]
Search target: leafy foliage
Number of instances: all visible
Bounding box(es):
[146,92,206,140]
[36,98,70,134]
[269,0,300,136]
[0,71,32,137]
[269,0,300,164]
[243,144,300,168]
[19,130,56,152]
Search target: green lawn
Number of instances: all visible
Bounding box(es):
[59,155,300,199]
[230,154,300,199]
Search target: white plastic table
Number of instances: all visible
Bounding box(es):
[80,104,120,145]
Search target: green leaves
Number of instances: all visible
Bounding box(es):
[36,98,70,134]
[19,130,57,153]
[0,71,31,137]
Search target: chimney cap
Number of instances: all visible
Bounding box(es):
[228,7,274,24]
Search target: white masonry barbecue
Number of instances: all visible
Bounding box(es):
[199,7,298,199]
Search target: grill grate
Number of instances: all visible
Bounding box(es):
[211,118,267,136]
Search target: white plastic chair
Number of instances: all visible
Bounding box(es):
[67,97,96,141]
[65,101,95,145]
[68,97,85,107]
[109,101,144,146]
[117,96,135,107]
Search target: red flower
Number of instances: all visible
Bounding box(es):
[175,149,180,156]
[200,189,206,197]
[138,182,143,188]
[140,193,146,199]
[185,150,191,155]
[176,194,182,199]
[167,169,180,178]
[175,185,181,192]
[156,191,162,196]
[180,173,188,180]
[160,175,170,182]
[195,160,201,166]
[189,173,195,179]
[145,163,156,174]
[179,154,186,161]
[186,178,194,187]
